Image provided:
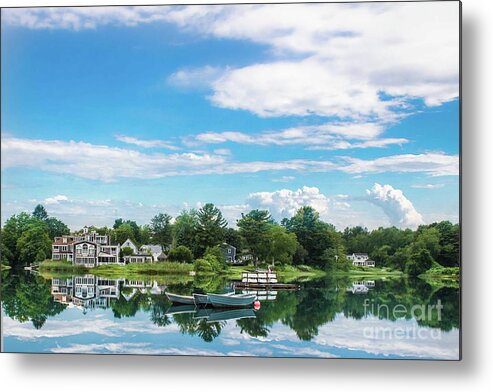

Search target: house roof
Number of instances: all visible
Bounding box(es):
[140,244,163,253]
[221,243,236,249]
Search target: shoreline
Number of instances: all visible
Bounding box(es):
[37,260,459,284]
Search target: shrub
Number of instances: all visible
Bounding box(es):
[194,254,226,274]
[204,245,226,263]
[406,249,434,276]
[168,245,193,263]
[194,258,214,273]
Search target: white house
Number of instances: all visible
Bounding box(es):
[346,253,375,267]
[121,238,139,254]
[139,244,166,262]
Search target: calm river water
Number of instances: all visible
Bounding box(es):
[1,270,460,359]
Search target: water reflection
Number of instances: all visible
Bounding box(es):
[1,270,460,359]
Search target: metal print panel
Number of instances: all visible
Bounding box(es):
[0,1,461,360]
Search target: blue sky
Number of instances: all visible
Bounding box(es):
[1,3,460,229]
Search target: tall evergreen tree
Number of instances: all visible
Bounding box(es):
[237,209,272,266]
[195,203,227,256]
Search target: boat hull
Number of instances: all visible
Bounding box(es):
[207,293,257,308]
[193,293,211,306]
[165,292,195,305]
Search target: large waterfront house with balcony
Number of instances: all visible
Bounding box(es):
[52,226,121,268]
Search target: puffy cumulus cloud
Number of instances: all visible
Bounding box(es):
[4,3,459,122]
[168,3,458,120]
[4,184,440,231]
[247,186,331,221]
[210,59,391,119]
[365,183,424,228]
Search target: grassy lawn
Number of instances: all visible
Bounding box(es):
[38,260,456,286]
[39,260,88,273]
[39,260,194,280]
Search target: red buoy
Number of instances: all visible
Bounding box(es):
[253,300,261,310]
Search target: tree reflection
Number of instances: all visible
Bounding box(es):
[1,271,66,329]
[2,270,460,341]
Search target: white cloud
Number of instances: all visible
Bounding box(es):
[210,58,392,119]
[189,121,409,151]
[340,152,459,177]
[307,137,409,151]
[4,182,452,230]
[115,135,179,150]
[167,65,226,89]
[1,137,458,183]
[411,183,445,189]
[1,136,228,181]
[247,186,331,222]
[166,3,459,120]
[365,183,424,228]
[1,6,174,30]
[4,4,459,121]
[3,4,459,158]
[43,194,68,205]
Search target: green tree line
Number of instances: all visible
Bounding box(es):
[1,203,459,276]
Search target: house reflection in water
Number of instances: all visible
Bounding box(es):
[346,280,376,295]
[51,275,165,312]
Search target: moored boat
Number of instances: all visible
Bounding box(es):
[207,292,257,308]
[165,292,195,305]
[193,293,211,306]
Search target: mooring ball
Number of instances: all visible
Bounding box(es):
[254,300,261,310]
